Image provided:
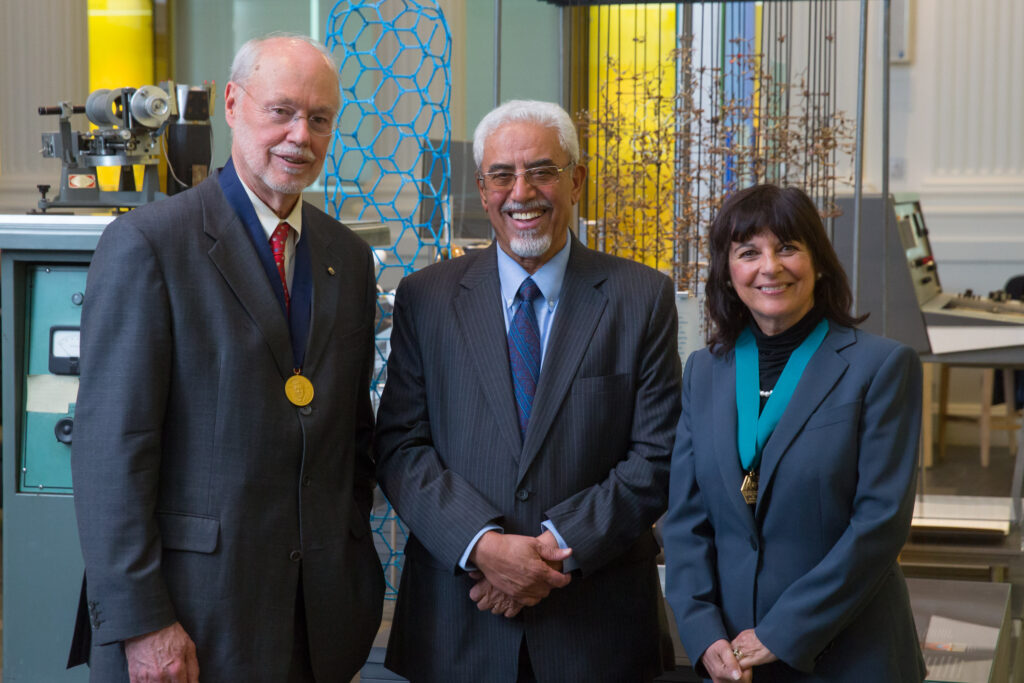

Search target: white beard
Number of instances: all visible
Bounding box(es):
[509,230,552,259]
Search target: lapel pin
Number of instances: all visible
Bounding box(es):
[327,266,336,276]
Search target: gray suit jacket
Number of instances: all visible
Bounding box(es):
[664,323,926,682]
[375,238,682,682]
[71,170,384,681]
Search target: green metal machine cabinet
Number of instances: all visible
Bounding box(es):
[1,215,109,682]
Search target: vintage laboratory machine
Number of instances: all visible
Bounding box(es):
[1,216,110,682]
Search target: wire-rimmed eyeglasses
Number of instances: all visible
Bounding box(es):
[477,162,575,190]
[235,83,338,137]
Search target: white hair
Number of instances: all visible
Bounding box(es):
[472,100,580,168]
[229,33,339,87]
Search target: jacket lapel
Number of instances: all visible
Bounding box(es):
[755,323,854,513]
[202,176,294,379]
[517,239,607,483]
[712,353,759,531]
[453,245,523,462]
[300,216,341,375]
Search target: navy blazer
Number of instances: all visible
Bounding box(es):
[664,322,926,682]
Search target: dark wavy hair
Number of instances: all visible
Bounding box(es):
[705,184,866,353]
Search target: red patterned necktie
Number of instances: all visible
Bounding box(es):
[270,222,291,314]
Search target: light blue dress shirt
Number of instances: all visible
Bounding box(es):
[459,237,577,572]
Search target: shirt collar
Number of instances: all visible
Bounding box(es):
[497,234,571,310]
[238,178,304,242]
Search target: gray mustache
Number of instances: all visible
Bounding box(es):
[271,145,315,162]
[501,199,552,213]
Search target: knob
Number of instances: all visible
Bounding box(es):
[55,417,74,444]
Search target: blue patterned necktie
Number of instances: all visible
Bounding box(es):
[508,277,543,438]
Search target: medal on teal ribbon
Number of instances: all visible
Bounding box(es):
[735,318,829,504]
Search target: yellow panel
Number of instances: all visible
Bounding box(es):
[88,0,154,190]
[586,4,677,271]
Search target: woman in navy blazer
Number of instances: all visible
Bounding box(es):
[664,184,926,682]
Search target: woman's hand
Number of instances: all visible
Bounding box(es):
[701,639,752,682]
[730,629,778,669]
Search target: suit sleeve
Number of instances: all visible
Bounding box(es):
[71,218,177,644]
[754,343,922,672]
[542,275,682,574]
[375,278,505,570]
[662,353,729,678]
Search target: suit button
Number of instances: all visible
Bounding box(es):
[749,536,758,551]
[299,405,312,416]
[289,550,302,562]
[515,488,529,502]
[302,475,312,487]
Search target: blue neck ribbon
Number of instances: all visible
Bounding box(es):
[735,318,829,472]
[218,158,311,371]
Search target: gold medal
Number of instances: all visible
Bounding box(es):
[740,470,759,505]
[285,373,314,406]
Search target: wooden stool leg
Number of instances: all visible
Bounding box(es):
[921,363,934,468]
[1004,369,1017,454]
[980,369,993,468]
[937,364,951,462]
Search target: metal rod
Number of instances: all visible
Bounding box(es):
[675,5,691,287]
[852,0,868,317]
[493,0,502,108]
[634,3,641,262]
[829,0,837,241]
[559,6,565,109]
[881,0,891,336]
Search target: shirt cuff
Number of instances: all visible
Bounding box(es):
[540,520,579,573]
[459,524,503,571]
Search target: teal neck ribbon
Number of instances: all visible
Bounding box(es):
[735,318,829,472]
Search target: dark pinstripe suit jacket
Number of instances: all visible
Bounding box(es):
[375,237,682,682]
[70,171,384,681]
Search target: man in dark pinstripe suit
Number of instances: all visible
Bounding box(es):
[376,100,682,683]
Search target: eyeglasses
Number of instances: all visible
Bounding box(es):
[478,163,574,190]
[235,84,338,137]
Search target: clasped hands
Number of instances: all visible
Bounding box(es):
[467,529,572,618]
[701,629,777,682]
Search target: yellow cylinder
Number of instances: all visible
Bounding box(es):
[87,0,154,191]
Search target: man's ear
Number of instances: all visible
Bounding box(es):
[224,82,240,129]
[477,177,488,210]
[570,162,587,205]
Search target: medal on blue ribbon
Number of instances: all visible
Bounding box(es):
[735,319,829,504]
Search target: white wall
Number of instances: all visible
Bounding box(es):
[876,0,1024,294]
[0,0,88,213]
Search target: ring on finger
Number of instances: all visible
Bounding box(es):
[732,648,744,660]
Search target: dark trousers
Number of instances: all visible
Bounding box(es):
[288,575,315,682]
[517,636,537,683]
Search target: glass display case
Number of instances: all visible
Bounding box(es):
[908,578,1016,683]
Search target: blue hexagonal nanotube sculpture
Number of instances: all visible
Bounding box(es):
[325,0,452,599]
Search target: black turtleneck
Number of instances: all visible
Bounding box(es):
[751,308,825,410]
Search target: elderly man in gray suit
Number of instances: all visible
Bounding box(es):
[375,100,682,682]
[70,35,383,682]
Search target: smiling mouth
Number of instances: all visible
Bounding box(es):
[509,210,544,221]
[757,284,791,294]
